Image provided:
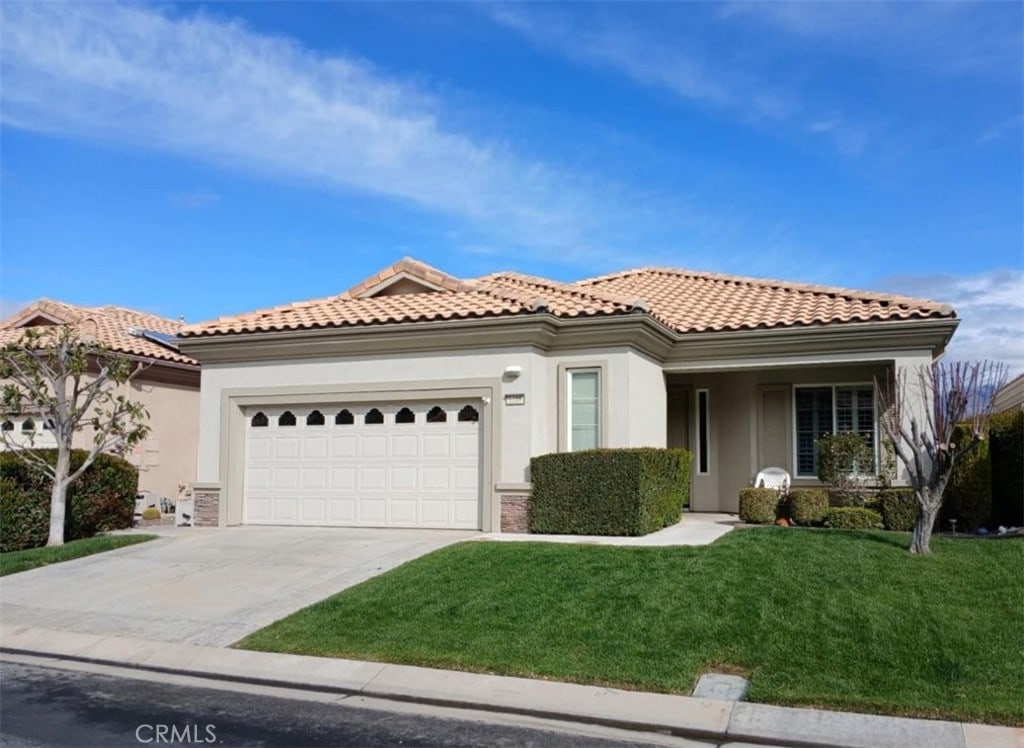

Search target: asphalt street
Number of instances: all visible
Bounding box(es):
[0,660,700,748]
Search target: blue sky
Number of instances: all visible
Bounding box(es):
[1,2,1021,370]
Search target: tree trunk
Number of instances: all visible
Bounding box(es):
[46,450,70,547]
[910,502,940,555]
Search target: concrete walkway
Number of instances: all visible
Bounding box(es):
[0,527,472,647]
[475,513,738,546]
[0,625,1016,748]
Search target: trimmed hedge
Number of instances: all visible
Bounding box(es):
[990,409,1023,528]
[529,448,692,536]
[738,488,779,525]
[788,488,829,526]
[826,507,883,530]
[880,488,917,531]
[0,450,138,552]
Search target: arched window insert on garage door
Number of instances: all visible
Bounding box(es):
[278,411,296,427]
[250,412,269,427]
[395,407,415,424]
[21,418,35,433]
[426,406,447,423]
[306,410,325,426]
[2,420,14,432]
[458,405,479,422]
[335,409,354,425]
[365,408,384,425]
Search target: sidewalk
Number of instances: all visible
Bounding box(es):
[1,624,1018,748]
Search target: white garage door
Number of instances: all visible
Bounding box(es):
[243,401,482,529]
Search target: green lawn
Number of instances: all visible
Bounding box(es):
[237,528,1024,725]
[0,534,157,576]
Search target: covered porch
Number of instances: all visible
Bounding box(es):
[664,358,918,513]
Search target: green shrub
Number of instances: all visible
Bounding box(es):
[529,448,691,536]
[990,409,1023,528]
[825,507,883,530]
[788,488,829,526]
[817,432,874,504]
[141,507,161,520]
[942,422,992,531]
[879,488,917,531]
[0,450,138,552]
[738,488,780,524]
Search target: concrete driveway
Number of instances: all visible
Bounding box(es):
[0,527,473,647]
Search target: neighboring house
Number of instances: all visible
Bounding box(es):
[992,372,1024,413]
[178,257,957,532]
[0,300,201,503]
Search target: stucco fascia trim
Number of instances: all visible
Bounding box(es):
[177,314,676,363]
[663,319,958,371]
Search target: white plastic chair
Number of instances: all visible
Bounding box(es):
[754,467,791,495]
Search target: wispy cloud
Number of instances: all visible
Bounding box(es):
[167,190,220,210]
[484,4,869,159]
[722,1,1021,79]
[877,270,1024,375]
[0,2,696,263]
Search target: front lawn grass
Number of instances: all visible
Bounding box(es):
[0,534,157,576]
[237,528,1024,725]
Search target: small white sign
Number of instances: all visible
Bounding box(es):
[504,393,526,406]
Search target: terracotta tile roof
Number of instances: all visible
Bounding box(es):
[576,267,955,332]
[0,299,197,365]
[180,258,955,338]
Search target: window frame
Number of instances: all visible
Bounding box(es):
[792,382,878,478]
[567,367,602,452]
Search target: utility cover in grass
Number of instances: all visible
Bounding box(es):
[693,673,749,701]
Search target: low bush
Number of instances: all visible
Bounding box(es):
[738,488,779,524]
[0,450,138,553]
[879,489,917,531]
[141,507,161,520]
[990,409,1023,528]
[788,488,829,526]
[529,448,691,536]
[825,507,883,530]
[817,432,873,504]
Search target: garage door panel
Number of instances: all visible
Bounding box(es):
[391,434,419,459]
[244,400,481,529]
[390,466,418,490]
[273,468,299,490]
[274,438,300,459]
[359,467,387,490]
[302,466,328,489]
[247,467,273,490]
[301,498,327,522]
[331,435,358,458]
[360,435,387,459]
[273,497,298,522]
[302,437,328,459]
[331,467,356,490]
[422,434,450,459]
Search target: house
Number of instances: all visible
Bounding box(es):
[177,257,957,531]
[0,300,201,503]
[992,371,1024,413]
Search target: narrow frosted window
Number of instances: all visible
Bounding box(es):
[569,370,600,451]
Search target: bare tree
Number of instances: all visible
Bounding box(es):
[876,360,1008,554]
[1,325,150,547]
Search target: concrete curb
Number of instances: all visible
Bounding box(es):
[2,625,1020,748]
